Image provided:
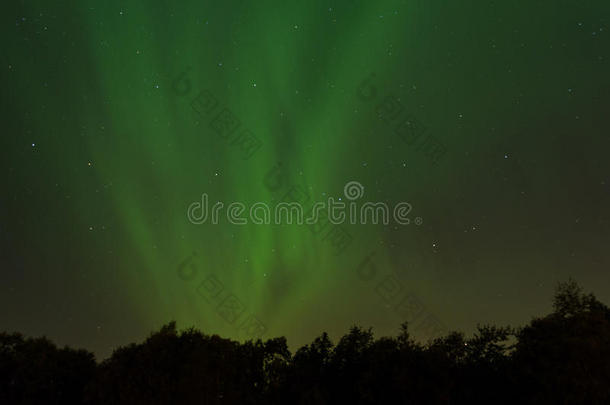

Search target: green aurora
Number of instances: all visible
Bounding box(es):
[1,0,609,358]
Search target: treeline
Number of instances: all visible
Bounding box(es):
[1,279,609,404]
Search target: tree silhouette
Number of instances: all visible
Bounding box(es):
[0,332,95,405]
[2,279,609,404]
[512,279,610,404]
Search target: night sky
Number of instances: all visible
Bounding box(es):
[1,0,609,360]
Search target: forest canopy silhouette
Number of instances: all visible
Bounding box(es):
[1,279,609,404]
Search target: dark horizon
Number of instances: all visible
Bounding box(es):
[0,277,605,363]
[2,279,610,404]
[2,1,609,400]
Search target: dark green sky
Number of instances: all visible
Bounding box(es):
[1,0,609,359]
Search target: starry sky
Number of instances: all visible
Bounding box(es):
[1,0,609,359]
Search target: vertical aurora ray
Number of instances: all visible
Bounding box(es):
[2,0,609,358]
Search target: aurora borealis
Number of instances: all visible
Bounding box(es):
[1,0,609,359]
